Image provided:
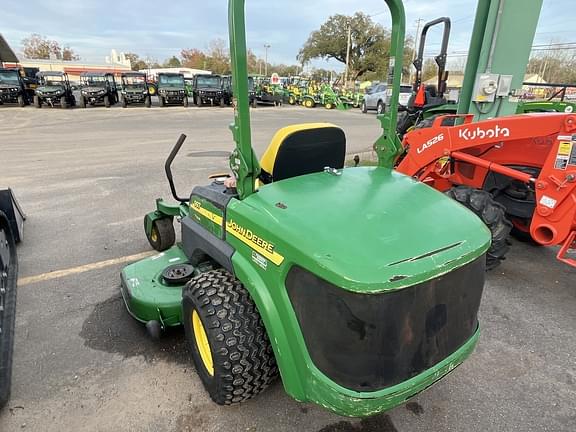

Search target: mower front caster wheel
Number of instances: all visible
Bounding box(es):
[145,217,175,252]
[146,320,163,339]
[182,269,278,405]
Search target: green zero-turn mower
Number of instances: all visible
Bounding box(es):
[120,0,491,417]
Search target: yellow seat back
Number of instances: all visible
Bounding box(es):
[259,123,346,184]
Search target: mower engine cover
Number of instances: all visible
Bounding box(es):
[205,167,489,415]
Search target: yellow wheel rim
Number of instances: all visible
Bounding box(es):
[150,228,158,243]
[192,310,214,376]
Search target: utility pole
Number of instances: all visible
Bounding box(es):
[264,44,271,76]
[409,18,424,85]
[344,24,352,88]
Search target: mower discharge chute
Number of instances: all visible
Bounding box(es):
[120,0,491,417]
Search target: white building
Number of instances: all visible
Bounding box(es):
[140,67,212,80]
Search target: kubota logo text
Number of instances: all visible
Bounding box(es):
[417,133,445,154]
[459,125,510,141]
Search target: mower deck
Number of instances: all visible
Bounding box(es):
[120,245,189,328]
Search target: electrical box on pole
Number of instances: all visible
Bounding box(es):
[458,0,544,120]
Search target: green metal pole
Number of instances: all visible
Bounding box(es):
[457,0,491,115]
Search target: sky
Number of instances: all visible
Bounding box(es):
[2,0,575,72]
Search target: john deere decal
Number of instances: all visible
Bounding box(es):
[226,220,284,265]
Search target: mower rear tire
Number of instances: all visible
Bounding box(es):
[145,217,175,252]
[446,186,512,270]
[182,269,278,405]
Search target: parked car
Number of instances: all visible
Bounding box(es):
[395,84,414,108]
[361,83,387,114]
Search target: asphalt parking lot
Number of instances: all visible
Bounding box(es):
[0,103,574,432]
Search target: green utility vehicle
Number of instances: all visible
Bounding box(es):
[0,68,28,107]
[192,74,225,106]
[120,72,152,108]
[120,0,490,417]
[221,75,233,106]
[79,72,119,108]
[34,71,76,108]
[157,73,188,107]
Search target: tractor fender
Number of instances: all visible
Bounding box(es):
[229,252,308,401]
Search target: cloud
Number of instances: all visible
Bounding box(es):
[1,0,573,69]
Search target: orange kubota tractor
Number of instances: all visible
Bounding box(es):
[387,1,576,269]
[396,113,576,268]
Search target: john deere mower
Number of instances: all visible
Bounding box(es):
[120,0,490,417]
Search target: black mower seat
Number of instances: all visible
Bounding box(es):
[259,123,346,184]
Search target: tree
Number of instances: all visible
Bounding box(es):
[163,56,181,68]
[125,53,149,71]
[205,39,230,74]
[22,34,79,61]
[298,13,392,80]
[181,48,207,69]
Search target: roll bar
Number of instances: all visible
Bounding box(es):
[228,0,407,198]
[412,17,451,99]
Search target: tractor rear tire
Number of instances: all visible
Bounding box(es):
[0,213,18,409]
[145,217,175,252]
[446,186,512,270]
[182,269,278,405]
